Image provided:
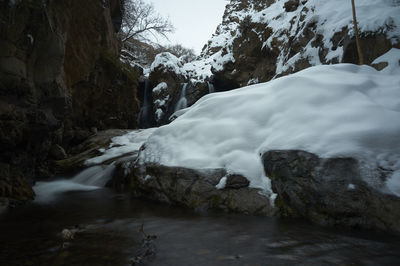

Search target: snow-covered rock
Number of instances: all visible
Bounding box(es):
[200,0,400,89]
[263,150,400,232]
[131,164,275,215]
[133,60,400,230]
[139,61,400,195]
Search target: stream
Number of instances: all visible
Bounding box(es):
[1,178,400,266]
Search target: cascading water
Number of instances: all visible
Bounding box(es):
[207,81,215,93]
[138,79,156,128]
[175,83,188,112]
[33,164,116,203]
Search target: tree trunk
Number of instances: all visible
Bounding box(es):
[351,0,364,65]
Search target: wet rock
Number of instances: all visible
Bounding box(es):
[61,229,75,241]
[131,224,157,265]
[0,162,35,205]
[225,174,250,189]
[49,144,67,160]
[130,163,275,216]
[55,129,130,173]
[262,150,400,232]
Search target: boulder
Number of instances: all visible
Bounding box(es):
[262,150,400,232]
[129,163,275,215]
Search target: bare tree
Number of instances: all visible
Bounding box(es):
[120,0,174,43]
[351,0,364,65]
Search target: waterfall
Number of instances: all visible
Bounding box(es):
[71,164,115,187]
[138,79,156,128]
[33,164,116,203]
[175,83,188,112]
[207,82,215,93]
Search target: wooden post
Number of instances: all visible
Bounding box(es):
[351,0,364,65]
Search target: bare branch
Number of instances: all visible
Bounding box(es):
[120,0,174,44]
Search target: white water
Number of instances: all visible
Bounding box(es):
[33,164,116,203]
[207,82,215,93]
[175,83,188,112]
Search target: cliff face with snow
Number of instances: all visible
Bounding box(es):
[143,0,400,126]
[201,0,400,89]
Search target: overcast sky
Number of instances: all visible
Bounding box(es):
[150,0,228,54]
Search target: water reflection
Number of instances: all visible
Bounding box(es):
[1,188,400,266]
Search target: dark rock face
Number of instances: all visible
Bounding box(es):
[0,0,140,204]
[68,50,140,131]
[262,150,400,232]
[130,163,275,215]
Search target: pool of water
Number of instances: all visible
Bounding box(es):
[1,186,400,266]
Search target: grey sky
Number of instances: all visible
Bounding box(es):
[150,0,228,54]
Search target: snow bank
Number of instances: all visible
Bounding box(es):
[372,48,400,74]
[139,62,400,196]
[85,128,157,165]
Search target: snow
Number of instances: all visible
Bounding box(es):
[152,82,168,93]
[347,184,356,190]
[155,108,164,122]
[152,82,169,122]
[150,52,185,76]
[387,171,400,197]
[216,176,227,190]
[138,62,400,197]
[372,48,400,74]
[85,128,157,165]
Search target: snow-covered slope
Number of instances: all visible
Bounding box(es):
[138,50,400,197]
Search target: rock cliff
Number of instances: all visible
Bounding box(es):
[0,0,140,204]
[202,0,400,89]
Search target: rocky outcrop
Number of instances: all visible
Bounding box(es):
[201,0,400,89]
[142,52,209,127]
[262,150,400,232]
[130,163,275,215]
[0,0,140,205]
[54,129,130,174]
